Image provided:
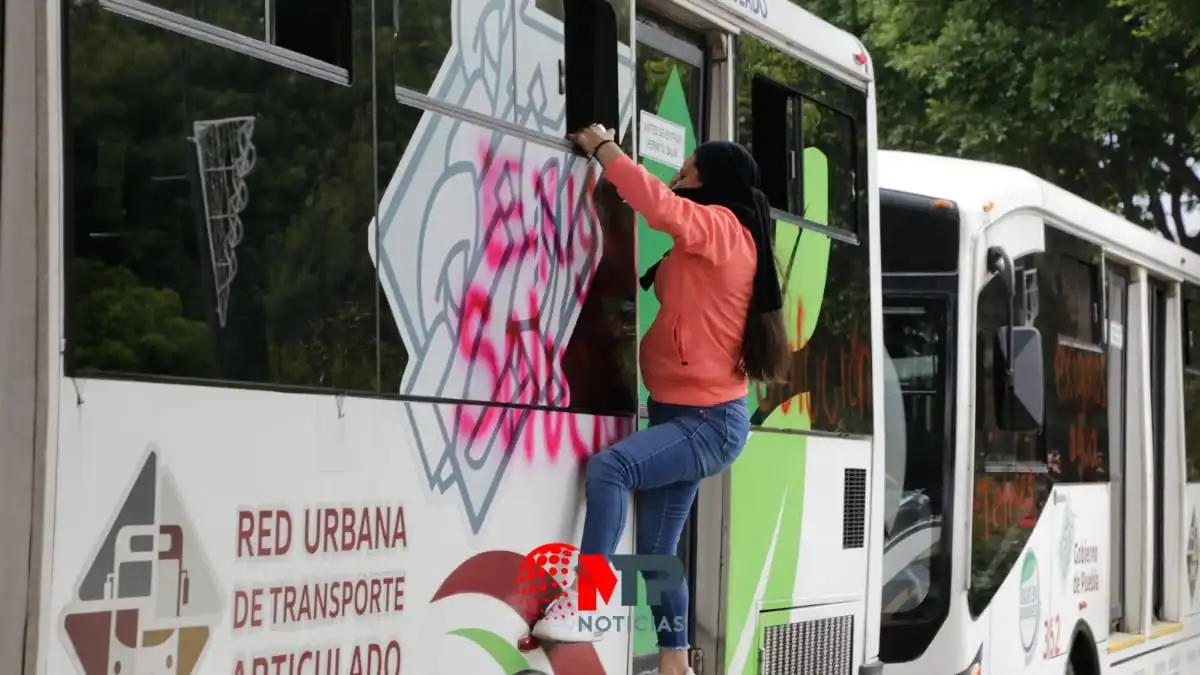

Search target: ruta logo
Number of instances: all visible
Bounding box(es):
[517,543,684,614]
[59,446,222,675]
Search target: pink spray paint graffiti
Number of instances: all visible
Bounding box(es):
[453,140,632,465]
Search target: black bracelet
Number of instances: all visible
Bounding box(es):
[589,139,615,160]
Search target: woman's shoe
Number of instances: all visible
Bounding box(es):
[529,590,605,643]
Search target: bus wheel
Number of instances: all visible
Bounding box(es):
[1067,636,1097,675]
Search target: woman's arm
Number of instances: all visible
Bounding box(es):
[594,145,749,263]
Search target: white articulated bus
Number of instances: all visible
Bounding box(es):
[875,149,1200,675]
[0,0,888,674]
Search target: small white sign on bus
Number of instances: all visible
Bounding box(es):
[639,111,686,169]
[1109,320,1123,349]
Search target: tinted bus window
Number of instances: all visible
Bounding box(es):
[881,190,959,274]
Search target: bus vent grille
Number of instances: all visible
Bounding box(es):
[842,468,867,549]
[760,614,854,675]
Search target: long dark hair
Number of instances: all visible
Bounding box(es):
[641,141,792,383]
[739,272,791,383]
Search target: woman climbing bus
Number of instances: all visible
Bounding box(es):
[529,125,790,675]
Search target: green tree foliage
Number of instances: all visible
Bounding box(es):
[72,260,213,375]
[1110,0,1200,205]
[803,0,1199,240]
[1112,0,1200,60]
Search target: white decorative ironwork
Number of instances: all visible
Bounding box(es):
[192,116,256,327]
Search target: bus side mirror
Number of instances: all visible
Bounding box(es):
[993,326,1044,431]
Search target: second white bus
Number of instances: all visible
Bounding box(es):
[876,149,1200,675]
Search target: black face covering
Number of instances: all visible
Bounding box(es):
[639,141,783,314]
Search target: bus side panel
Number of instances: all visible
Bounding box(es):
[1186,484,1200,616]
[1108,632,1200,675]
[723,432,872,675]
[54,0,643,670]
[722,188,875,674]
[984,484,1108,674]
[1104,486,1200,673]
[48,379,637,675]
[1104,477,1200,674]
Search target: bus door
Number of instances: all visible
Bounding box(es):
[632,13,707,672]
[1107,264,1129,630]
[1149,278,1168,620]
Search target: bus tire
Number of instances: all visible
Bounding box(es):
[1066,620,1100,675]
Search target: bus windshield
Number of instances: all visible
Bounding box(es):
[880,190,960,274]
[880,295,954,662]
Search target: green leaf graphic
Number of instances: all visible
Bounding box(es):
[449,628,533,674]
[636,65,699,408]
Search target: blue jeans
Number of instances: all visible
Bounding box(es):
[580,396,750,651]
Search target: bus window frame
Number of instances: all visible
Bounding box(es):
[736,33,866,246]
[94,0,353,84]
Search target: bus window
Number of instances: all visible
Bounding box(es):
[1182,283,1200,482]
[66,5,375,390]
[96,0,354,77]
[736,31,872,435]
[880,296,954,661]
[969,254,1050,617]
[879,190,959,274]
[742,70,862,236]
[273,0,352,69]
[65,0,639,411]
[1043,228,1102,346]
[1042,228,1108,483]
[513,0,627,134]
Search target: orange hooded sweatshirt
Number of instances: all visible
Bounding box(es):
[604,155,757,407]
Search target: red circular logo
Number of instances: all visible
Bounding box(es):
[516,543,579,616]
